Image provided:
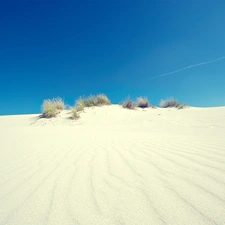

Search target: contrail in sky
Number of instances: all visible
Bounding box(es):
[152,56,225,79]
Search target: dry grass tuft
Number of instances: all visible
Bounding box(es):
[177,104,187,109]
[76,98,85,112]
[41,97,65,118]
[160,97,187,109]
[53,97,65,110]
[42,99,59,118]
[75,94,110,109]
[70,107,80,120]
[136,97,150,108]
[86,95,97,107]
[78,95,97,107]
[122,97,136,109]
[96,94,111,106]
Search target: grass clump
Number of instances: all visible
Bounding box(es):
[160,97,187,109]
[96,94,111,106]
[122,97,136,109]
[41,97,65,118]
[87,95,97,107]
[79,95,97,107]
[75,94,110,109]
[76,98,85,112]
[53,97,65,110]
[70,107,80,120]
[177,104,187,109]
[41,99,59,118]
[75,96,94,108]
[136,97,150,108]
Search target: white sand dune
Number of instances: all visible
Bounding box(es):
[0,105,225,225]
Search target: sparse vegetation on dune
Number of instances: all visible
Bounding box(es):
[86,95,97,107]
[177,104,187,109]
[40,94,112,120]
[76,98,85,112]
[96,94,111,105]
[75,94,111,109]
[40,94,188,120]
[41,98,64,118]
[160,97,187,109]
[53,97,65,110]
[122,97,136,109]
[136,97,150,108]
[76,95,97,107]
[70,107,80,120]
[122,96,152,109]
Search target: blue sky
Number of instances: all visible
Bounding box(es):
[0,0,225,115]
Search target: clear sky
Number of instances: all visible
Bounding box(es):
[1,0,225,115]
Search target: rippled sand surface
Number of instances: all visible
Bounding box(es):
[1,105,225,225]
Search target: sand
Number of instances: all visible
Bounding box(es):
[0,105,225,225]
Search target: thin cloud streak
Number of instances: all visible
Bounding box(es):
[152,56,225,79]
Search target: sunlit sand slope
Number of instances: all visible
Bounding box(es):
[0,105,225,225]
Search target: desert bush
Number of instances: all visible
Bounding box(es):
[42,99,59,118]
[122,98,136,109]
[136,97,150,108]
[71,107,80,120]
[96,94,111,106]
[160,97,186,109]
